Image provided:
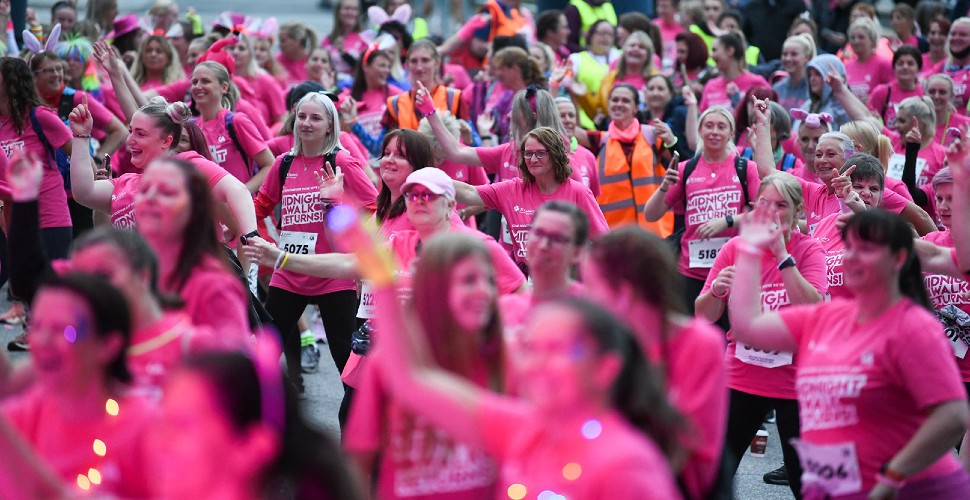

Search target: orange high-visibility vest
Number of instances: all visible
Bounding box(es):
[596,133,673,236]
[386,85,461,130]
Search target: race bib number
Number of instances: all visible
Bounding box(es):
[950,333,969,359]
[735,341,794,368]
[886,154,926,183]
[357,280,376,319]
[791,439,862,496]
[279,231,318,255]
[688,237,729,268]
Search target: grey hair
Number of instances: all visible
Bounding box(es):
[768,101,792,142]
[818,131,856,157]
[418,111,460,164]
[291,92,343,156]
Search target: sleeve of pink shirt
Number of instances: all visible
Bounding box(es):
[777,302,821,347]
[336,150,379,210]
[152,79,191,104]
[229,111,269,159]
[475,144,513,175]
[467,165,489,186]
[884,303,967,410]
[483,236,526,294]
[867,84,889,116]
[474,180,511,211]
[794,236,829,294]
[879,190,908,214]
[35,107,71,149]
[571,182,610,237]
[340,132,369,161]
[185,155,230,187]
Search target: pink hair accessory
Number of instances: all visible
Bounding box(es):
[790,108,833,129]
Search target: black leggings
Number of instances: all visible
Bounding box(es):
[724,389,802,499]
[265,287,358,391]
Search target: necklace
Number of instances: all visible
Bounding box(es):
[301,155,319,172]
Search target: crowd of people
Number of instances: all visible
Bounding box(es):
[3,0,970,498]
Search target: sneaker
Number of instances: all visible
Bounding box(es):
[300,343,320,374]
[0,302,26,325]
[763,465,789,485]
[7,332,28,351]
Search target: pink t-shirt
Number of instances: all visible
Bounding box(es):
[664,154,762,280]
[2,388,153,498]
[276,53,308,88]
[887,129,947,186]
[699,72,769,112]
[866,81,924,126]
[388,226,525,297]
[344,351,500,499]
[704,233,828,399]
[780,299,965,492]
[108,151,230,229]
[163,254,250,343]
[936,110,970,145]
[885,177,913,201]
[663,319,729,500]
[944,65,970,115]
[476,178,609,263]
[322,31,368,76]
[127,312,221,402]
[439,159,489,227]
[479,397,682,499]
[241,72,287,126]
[257,150,378,296]
[812,213,851,300]
[570,144,601,197]
[442,63,473,91]
[922,229,970,382]
[195,109,267,183]
[844,56,894,104]
[0,106,72,228]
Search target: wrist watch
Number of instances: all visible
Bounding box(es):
[725,215,734,228]
[777,254,796,270]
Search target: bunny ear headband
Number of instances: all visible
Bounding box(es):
[790,108,833,129]
[250,17,278,43]
[361,33,397,64]
[22,23,60,55]
[367,5,411,28]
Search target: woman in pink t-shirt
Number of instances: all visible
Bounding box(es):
[582,226,728,500]
[251,31,290,89]
[340,47,404,158]
[345,226,684,499]
[253,92,379,395]
[696,173,828,497]
[0,58,74,263]
[732,208,970,499]
[129,35,185,91]
[154,350,363,498]
[451,127,609,267]
[882,97,947,187]
[67,97,256,240]
[926,74,970,149]
[699,33,769,112]
[866,46,924,128]
[228,34,287,130]
[276,22,317,88]
[191,61,275,192]
[921,18,950,77]
[844,18,894,106]
[322,0,368,78]
[1,273,153,497]
[644,105,761,315]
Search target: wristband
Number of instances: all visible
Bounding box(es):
[711,280,729,299]
[875,472,905,490]
[663,136,679,149]
[73,134,91,139]
[415,89,437,116]
[274,251,287,270]
[880,463,906,483]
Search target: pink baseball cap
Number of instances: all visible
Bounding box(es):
[400,168,455,201]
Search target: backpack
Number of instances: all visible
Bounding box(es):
[194,112,256,176]
[666,155,751,255]
[29,89,78,189]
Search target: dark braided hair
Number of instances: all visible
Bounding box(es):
[0,57,44,135]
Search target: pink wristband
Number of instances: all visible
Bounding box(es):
[415,90,437,116]
[875,472,905,490]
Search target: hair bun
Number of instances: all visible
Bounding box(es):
[166,102,192,124]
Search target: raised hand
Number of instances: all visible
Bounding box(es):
[92,40,121,76]
[339,97,358,128]
[652,118,675,145]
[681,85,697,108]
[314,161,344,203]
[68,93,93,137]
[826,69,846,96]
[751,95,769,127]
[905,116,922,144]
[739,200,782,249]
[7,150,44,202]
[477,111,495,137]
[830,164,856,196]
[414,81,437,116]
[711,265,735,299]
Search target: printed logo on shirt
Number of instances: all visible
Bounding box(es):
[686,188,742,226]
[925,274,970,308]
[209,145,228,164]
[826,252,844,288]
[798,372,868,431]
[761,287,791,312]
[391,416,496,496]
[282,187,324,226]
[113,208,136,229]
[1,140,25,156]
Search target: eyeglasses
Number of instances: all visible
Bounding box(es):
[523,150,549,160]
[34,66,63,76]
[403,191,443,204]
[531,228,573,246]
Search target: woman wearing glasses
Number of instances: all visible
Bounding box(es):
[449,127,609,270]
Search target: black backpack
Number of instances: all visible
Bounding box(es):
[666,155,751,255]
